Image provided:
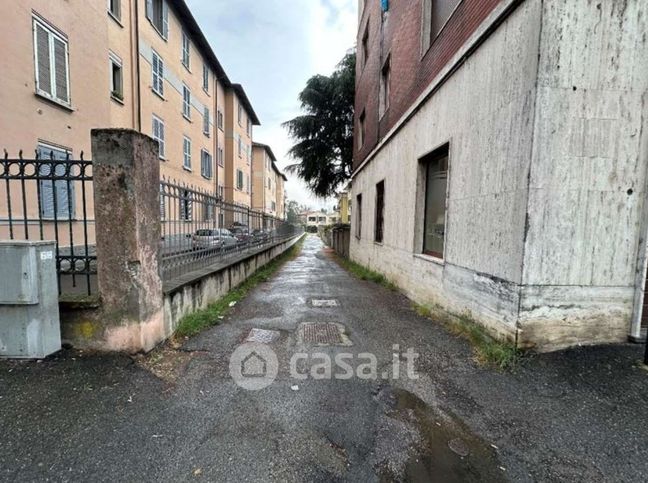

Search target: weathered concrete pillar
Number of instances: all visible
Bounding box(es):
[90,129,164,353]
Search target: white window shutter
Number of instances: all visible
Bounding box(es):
[35,24,52,96]
[53,37,69,103]
[146,0,153,20]
[162,1,169,38]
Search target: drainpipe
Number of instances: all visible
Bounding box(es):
[134,0,142,132]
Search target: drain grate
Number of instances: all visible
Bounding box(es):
[245,328,280,344]
[311,299,339,307]
[301,323,344,345]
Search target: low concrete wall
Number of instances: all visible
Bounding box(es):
[162,235,303,335]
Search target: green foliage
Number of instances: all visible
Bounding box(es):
[334,254,398,291]
[413,303,523,371]
[174,236,305,339]
[283,52,356,198]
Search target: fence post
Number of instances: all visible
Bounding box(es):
[90,129,165,353]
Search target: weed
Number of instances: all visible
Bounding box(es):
[173,235,305,340]
[333,255,398,291]
[413,303,522,371]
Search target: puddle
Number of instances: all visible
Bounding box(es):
[378,387,506,482]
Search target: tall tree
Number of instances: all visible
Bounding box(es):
[283,52,355,198]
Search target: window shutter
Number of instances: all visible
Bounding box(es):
[35,24,52,96]
[39,163,55,219]
[145,0,153,20]
[53,37,69,103]
[162,1,169,38]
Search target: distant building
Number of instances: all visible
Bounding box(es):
[351,0,648,351]
[252,143,288,219]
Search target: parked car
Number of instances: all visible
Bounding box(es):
[192,229,237,250]
[230,225,252,244]
[252,229,270,243]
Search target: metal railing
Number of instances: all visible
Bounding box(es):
[160,177,302,282]
[0,150,96,296]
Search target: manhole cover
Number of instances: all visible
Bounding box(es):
[299,323,349,345]
[311,299,339,307]
[245,328,280,344]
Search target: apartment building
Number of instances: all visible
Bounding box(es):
[252,143,287,218]
[351,0,648,351]
[223,85,260,214]
[0,0,263,230]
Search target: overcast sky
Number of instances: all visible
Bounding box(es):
[186,0,357,211]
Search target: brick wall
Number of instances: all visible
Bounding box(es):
[354,0,503,170]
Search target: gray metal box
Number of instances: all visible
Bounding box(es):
[0,241,61,359]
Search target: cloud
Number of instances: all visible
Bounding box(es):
[185,0,357,209]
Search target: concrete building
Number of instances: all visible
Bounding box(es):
[0,0,261,230]
[252,143,288,218]
[351,0,648,351]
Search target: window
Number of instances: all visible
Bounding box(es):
[108,0,121,20]
[421,145,449,258]
[361,23,369,66]
[379,56,391,117]
[268,177,271,190]
[358,110,366,149]
[38,144,75,220]
[218,147,224,167]
[246,118,252,136]
[183,136,191,170]
[202,64,209,93]
[217,110,224,130]
[203,107,210,136]
[218,184,224,199]
[181,31,190,70]
[238,104,243,125]
[33,16,70,106]
[180,190,192,221]
[152,115,165,159]
[236,169,244,190]
[151,50,164,97]
[355,194,362,239]
[422,0,461,53]
[374,180,385,243]
[201,150,213,179]
[238,136,243,157]
[145,0,169,39]
[109,53,123,101]
[182,85,191,119]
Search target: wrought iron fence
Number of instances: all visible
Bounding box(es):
[0,149,96,296]
[160,177,302,282]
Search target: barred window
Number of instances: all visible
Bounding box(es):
[180,190,192,221]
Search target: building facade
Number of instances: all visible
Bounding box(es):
[351,0,648,351]
[252,143,287,218]
[0,0,276,235]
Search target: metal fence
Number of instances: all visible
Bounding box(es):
[0,150,96,296]
[160,178,303,282]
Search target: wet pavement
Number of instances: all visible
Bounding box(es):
[2,235,648,482]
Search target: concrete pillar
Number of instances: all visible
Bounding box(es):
[90,129,164,353]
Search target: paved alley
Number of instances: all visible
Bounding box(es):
[1,235,648,482]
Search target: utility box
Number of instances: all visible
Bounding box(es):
[0,241,61,358]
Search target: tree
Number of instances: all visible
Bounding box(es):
[286,200,305,224]
[283,51,355,198]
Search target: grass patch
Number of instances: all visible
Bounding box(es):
[173,235,305,340]
[414,302,522,371]
[333,255,398,291]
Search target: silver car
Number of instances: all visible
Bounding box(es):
[192,229,237,250]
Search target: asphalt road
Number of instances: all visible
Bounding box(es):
[1,235,647,482]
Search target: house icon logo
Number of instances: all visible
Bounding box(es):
[229,343,278,390]
[241,351,267,378]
